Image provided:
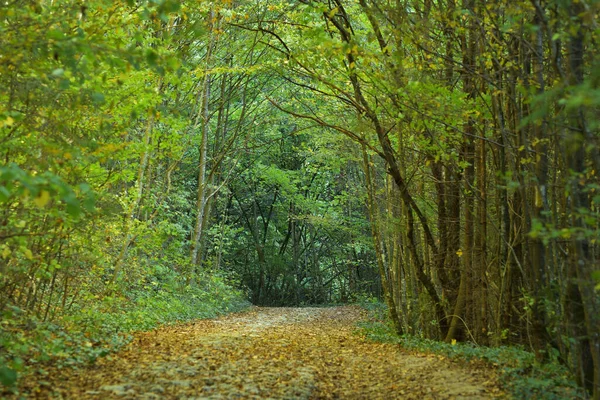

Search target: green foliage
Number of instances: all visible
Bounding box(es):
[220,114,379,306]
[355,293,388,320]
[0,366,18,389]
[0,164,94,218]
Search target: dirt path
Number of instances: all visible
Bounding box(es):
[26,307,504,399]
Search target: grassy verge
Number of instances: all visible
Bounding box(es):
[0,272,250,395]
[356,298,584,399]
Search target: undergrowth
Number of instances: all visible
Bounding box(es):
[0,271,250,394]
[356,297,584,400]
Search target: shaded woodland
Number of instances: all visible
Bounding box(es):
[0,0,599,397]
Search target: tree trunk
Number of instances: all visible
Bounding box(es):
[191,8,217,268]
[362,145,403,335]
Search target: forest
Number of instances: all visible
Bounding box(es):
[0,0,599,398]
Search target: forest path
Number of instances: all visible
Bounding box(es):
[33,307,503,399]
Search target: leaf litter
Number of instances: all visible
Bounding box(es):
[17,306,503,399]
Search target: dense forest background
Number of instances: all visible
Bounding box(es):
[1,0,599,397]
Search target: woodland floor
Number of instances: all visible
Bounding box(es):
[19,306,505,399]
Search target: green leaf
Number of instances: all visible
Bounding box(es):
[79,184,95,212]
[47,30,65,40]
[0,366,17,387]
[145,49,159,67]
[158,0,181,14]
[62,192,81,218]
[59,79,71,90]
[0,186,10,202]
[91,92,105,105]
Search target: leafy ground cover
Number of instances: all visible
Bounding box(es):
[357,299,584,399]
[6,306,503,399]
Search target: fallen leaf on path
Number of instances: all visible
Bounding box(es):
[12,307,504,399]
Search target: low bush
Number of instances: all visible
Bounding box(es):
[0,271,250,393]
